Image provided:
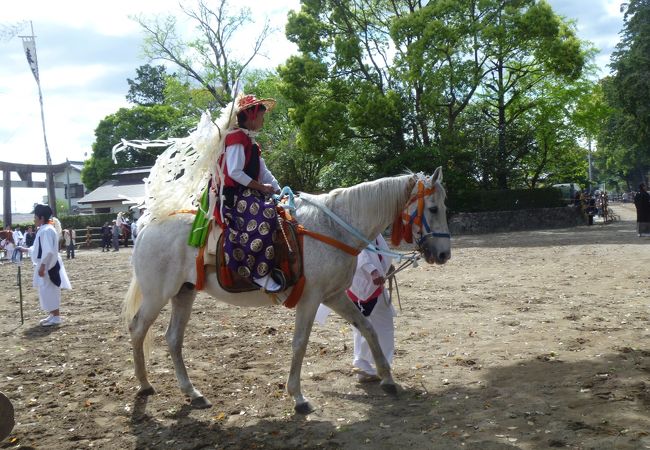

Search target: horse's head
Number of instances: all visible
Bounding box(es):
[393,167,451,265]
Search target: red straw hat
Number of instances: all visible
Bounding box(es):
[236,94,276,113]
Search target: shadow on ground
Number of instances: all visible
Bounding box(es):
[126,347,650,449]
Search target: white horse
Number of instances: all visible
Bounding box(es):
[123,168,451,414]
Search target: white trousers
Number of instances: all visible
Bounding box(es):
[38,278,61,313]
[352,292,395,375]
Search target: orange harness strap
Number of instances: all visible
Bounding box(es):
[278,210,361,309]
[295,225,362,257]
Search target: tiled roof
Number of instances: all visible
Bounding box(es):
[77,179,145,204]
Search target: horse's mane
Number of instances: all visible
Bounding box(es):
[299,174,416,233]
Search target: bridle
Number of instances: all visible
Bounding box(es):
[400,180,451,251]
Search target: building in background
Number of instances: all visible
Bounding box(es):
[77,167,150,216]
[42,160,88,213]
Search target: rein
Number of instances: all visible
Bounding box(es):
[298,195,418,263]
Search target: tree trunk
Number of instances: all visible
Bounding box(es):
[496,56,508,189]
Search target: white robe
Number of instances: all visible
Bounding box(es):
[315,234,396,375]
[31,223,71,312]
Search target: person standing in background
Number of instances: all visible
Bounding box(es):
[634,183,650,236]
[100,222,111,252]
[111,220,121,252]
[64,228,76,259]
[24,226,36,247]
[30,204,71,327]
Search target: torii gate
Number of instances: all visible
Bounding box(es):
[0,160,68,228]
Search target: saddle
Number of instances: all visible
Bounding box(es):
[211,209,303,294]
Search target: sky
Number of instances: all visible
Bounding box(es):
[0,0,626,213]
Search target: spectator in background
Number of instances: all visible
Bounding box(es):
[64,228,76,259]
[13,227,24,247]
[1,234,15,263]
[24,226,36,247]
[130,218,138,241]
[634,183,650,237]
[101,222,112,252]
[111,220,121,252]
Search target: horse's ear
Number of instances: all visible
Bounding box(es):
[431,166,443,184]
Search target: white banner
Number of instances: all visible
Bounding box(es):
[21,36,39,84]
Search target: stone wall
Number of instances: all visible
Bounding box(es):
[448,206,587,235]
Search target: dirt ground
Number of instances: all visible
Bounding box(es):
[1,203,649,450]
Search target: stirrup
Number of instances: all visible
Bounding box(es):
[266,268,287,293]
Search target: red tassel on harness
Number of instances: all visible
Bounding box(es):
[391,215,403,246]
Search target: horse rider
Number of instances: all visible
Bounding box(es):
[215,94,285,293]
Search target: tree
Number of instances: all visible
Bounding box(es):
[126,64,168,106]
[599,0,650,186]
[281,0,408,180]
[81,105,183,190]
[281,0,591,192]
[133,0,271,109]
[473,1,586,188]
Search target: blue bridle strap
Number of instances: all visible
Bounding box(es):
[409,209,452,247]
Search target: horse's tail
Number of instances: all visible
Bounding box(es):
[122,273,153,358]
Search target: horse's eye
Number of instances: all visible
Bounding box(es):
[429,206,438,214]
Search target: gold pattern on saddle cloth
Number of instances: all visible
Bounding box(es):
[214,212,304,294]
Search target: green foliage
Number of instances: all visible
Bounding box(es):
[597,0,650,187]
[126,64,167,106]
[59,213,116,230]
[81,105,184,190]
[447,187,565,213]
[280,0,592,195]
[55,199,69,216]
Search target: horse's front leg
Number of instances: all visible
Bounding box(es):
[325,293,397,394]
[287,293,320,414]
[166,284,211,409]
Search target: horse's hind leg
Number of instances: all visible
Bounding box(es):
[129,294,167,397]
[325,294,397,394]
[166,283,211,409]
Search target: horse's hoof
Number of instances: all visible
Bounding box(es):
[294,402,314,415]
[137,386,156,397]
[190,396,212,409]
[380,382,398,396]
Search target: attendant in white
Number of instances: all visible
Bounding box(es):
[1,237,15,263]
[346,234,395,382]
[11,227,23,262]
[130,220,138,241]
[13,227,24,246]
[31,204,71,327]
